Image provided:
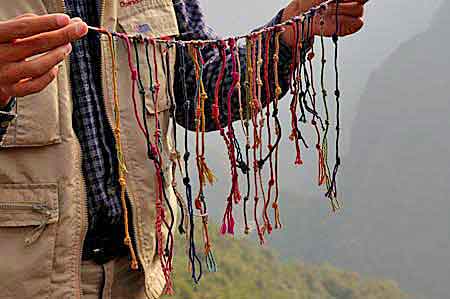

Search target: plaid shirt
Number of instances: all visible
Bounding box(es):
[0,1,292,242]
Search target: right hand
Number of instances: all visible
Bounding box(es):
[0,14,88,107]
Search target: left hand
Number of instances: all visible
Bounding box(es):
[282,0,366,47]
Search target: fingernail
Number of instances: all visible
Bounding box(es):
[75,22,87,35]
[65,43,72,55]
[72,17,83,23]
[56,14,70,26]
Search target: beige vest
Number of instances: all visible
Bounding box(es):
[0,1,179,298]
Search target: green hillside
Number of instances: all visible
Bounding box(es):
[164,226,406,299]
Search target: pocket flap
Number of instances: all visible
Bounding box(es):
[117,0,179,38]
[0,184,59,227]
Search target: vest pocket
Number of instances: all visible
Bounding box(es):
[1,68,62,148]
[0,183,59,299]
[115,4,178,115]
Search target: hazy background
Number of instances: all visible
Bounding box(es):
[174,1,449,299]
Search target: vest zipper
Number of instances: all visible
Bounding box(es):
[98,0,141,269]
[60,1,89,298]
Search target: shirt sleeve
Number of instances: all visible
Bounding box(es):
[0,97,17,145]
[173,0,293,131]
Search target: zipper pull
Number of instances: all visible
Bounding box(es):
[24,204,51,247]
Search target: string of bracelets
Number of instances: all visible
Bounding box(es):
[87,0,343,294]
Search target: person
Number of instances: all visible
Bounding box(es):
[0,0,365,298]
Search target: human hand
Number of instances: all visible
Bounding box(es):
[282,0,366,47]
[0,14,88,107]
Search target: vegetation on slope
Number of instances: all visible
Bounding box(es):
[164,226,406,299]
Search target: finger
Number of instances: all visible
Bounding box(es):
[324,2,364,18]
[340,17,364,36]
[0,43,72,85]
[333,16,364,36]
[15,13,38,19]
[314,15,364,37]
[0,14,71,43]
[3,67,59,97]
[0,21,88,62]
[71,17,83,23]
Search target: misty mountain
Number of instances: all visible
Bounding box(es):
[267,2,450,299]
[333,2,450,298]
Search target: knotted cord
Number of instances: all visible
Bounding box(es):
[326,0,342,211]
[105,31,139,270]
[179,44,203,284]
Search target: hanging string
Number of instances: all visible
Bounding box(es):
[163,43,188,236]
[296,19,308,125]
[213,40,237,236]
[192,45,216,188]
[220,38,242,237]
[271,27,284,230]
[227,37,242,206]
[300,14,329,187]
[299,16,323,126]
[234,40,250,181]
[261,29,274,235]
[159,45,190,270]
[288,20,306,166]
[249,34,265,244]
[318,13,332,193]
[105,31,139,270]
[255,33,270,237]
[243,37,253,235]
[325,0,342,212]
[178,43,203,283]
[189,44,216,272]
